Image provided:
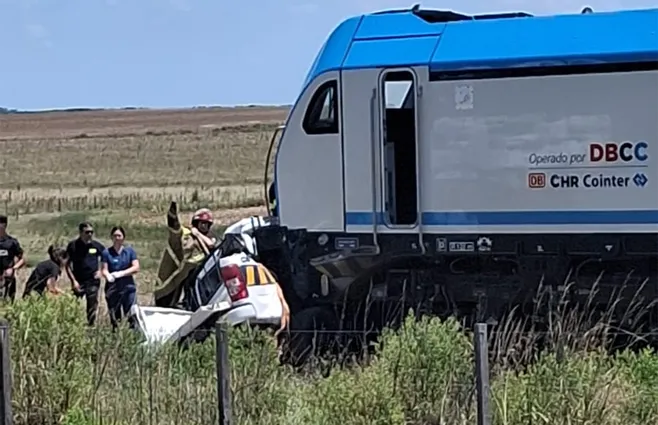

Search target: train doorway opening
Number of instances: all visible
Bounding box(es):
[380,69,419,226]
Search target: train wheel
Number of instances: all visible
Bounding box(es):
[279,306,338,367]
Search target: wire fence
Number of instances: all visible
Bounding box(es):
[0,319,656,425]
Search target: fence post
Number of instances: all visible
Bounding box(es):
[474,323,491,425]
[215,322,232,425]
[0,319,12,425]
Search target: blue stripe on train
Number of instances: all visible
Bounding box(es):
[345,210,658,226]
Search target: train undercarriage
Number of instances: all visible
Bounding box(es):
[252,225,658,365]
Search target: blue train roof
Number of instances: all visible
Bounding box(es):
[302,7,658,87]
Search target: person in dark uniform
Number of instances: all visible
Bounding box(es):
[23,245,67,298]
[64,222,105,326]
[0,214,26,301]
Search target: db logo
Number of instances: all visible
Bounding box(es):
[528,173,546,188]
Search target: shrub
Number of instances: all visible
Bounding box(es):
[5,295,218,425]
[373,314,475,423]
[6,294,96,425]
[2,295,657,425]
[616,348,658,424]
[492,350,629,424]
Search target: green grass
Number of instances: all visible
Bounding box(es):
[3,207,657,425]
[15,211,227,279]
[3,295,657,425]
[3,107,656,425]
[24,212,168,267]
[6,210,231,309]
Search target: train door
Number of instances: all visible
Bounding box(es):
[379,68,421,229]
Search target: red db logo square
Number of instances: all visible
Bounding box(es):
[528,173,546,188]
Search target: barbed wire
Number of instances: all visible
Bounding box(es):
[256,328,658,337]
[487,330,658,337]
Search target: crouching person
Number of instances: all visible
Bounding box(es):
[101,227,140,330]
[23,245,67,298]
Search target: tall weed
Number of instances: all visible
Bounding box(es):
[1,294,657,425]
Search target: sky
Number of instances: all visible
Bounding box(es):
[1,0,655,111]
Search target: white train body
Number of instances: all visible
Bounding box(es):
[251,7,658,349]
[274,12,658,238]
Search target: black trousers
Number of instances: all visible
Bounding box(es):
[73,279,101,326]
[2,276,16,302]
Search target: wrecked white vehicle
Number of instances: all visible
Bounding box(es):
[130,208,288,346]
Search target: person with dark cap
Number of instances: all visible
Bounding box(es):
[0,214,26,301]
[64,222,105,326]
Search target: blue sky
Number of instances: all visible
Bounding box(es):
[1,0,655,110]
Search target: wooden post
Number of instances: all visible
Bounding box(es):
[215,322,232,425]
[474,323,491,425]
[0,320,12,425]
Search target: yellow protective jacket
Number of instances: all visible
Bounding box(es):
[153,223,209,307]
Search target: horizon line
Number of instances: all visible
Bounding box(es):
[0,103,293,115]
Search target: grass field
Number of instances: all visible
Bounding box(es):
[0,106,287,309]
[1,107,657,425]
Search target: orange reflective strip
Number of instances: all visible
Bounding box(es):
[257,265,270,285]
[262,266,277,284]
[244,265,257,286]
[239,264,275,286]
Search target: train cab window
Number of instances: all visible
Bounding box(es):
[303,80,339,134]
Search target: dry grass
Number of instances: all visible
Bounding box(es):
[0,106,288,140]
[0,131,273,189]
[3,108,658,425]
[0,185,265,215]
[0,106,281,312]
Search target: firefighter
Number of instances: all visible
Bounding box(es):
[190,208,217,251]
[154,202,210,307]
[0,215,26,301]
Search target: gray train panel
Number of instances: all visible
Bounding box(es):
[278,67,657,235]
[342,69,657,234]
[341,68,384,226]
[275,70,345,232]
[421,70,657,233]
